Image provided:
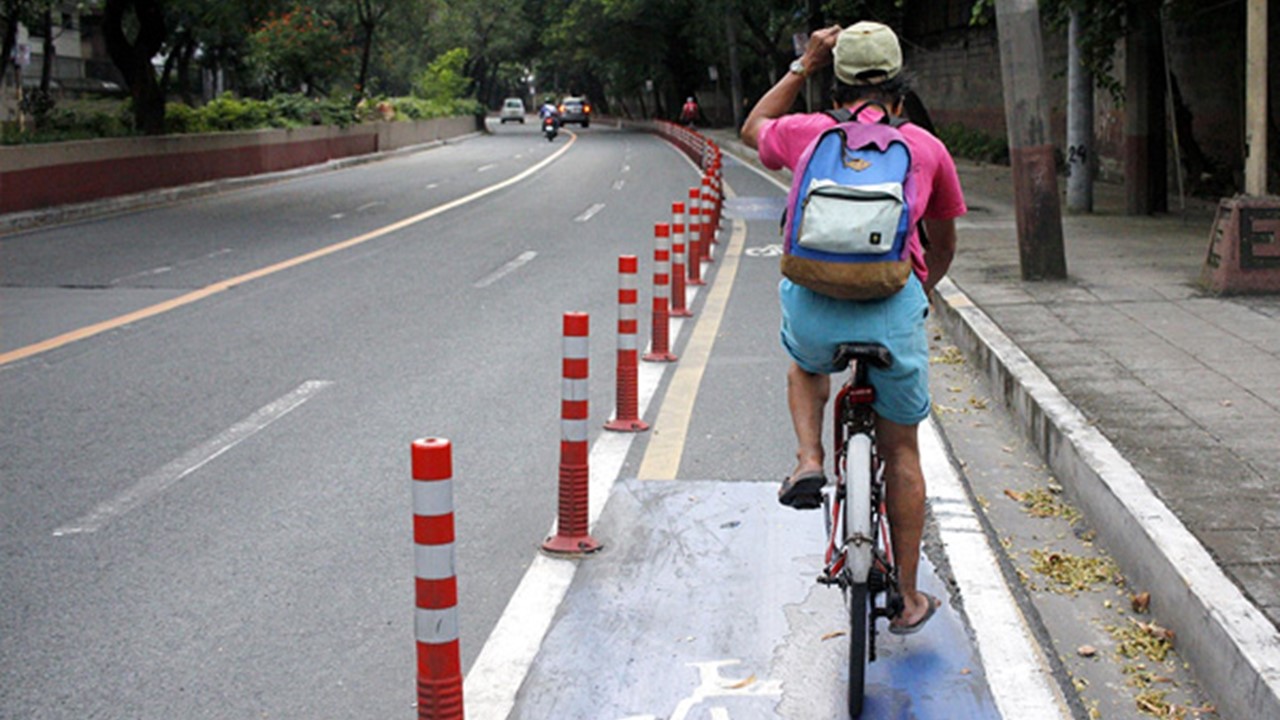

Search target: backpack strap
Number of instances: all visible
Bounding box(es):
[824,107,854,124]
[829,102,909,129]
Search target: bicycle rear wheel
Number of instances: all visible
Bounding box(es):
[847,581,870,717]
[839,579,870,712]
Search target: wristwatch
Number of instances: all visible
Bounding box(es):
[789,59,807,78]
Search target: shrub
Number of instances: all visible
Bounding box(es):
[267,93,320,126]
[201,93,272,131]
[937,122,1009,165]
[165,102,209,134]
[392,96,481,120]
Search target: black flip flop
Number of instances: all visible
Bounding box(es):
[778,472,826,509]
[889,593,941,636]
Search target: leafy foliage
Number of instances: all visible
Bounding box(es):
[937,122,1009,165]
[246,4,352,96]
[413,48,473,104]
[163,92,364,132]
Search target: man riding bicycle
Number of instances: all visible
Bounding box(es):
[740,21,967,635]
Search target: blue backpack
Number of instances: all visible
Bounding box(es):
[781,104,916,300]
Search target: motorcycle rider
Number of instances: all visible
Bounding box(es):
[538,97,560,125]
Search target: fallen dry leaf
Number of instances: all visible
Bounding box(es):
[821,630,847,641]
[1136,620,1175,641]
[1077,645,1097,657]
[1131,591,1151,613]
[724,674,756,690]
[1004,489,1025,502]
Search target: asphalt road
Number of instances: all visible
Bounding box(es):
[1,121,698,718]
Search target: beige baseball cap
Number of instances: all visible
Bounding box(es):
[833,21,902,86]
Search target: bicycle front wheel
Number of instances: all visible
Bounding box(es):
[847,581,870,717]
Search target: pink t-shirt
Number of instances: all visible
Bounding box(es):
[758,107,967,283]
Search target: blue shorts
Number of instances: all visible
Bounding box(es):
[779,274,931,426]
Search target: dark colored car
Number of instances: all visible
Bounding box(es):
[558,97,591,127]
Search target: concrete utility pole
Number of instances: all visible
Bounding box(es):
[1067,10,1094,213]
[1245,0,1268,195]
[994,0,1067,280]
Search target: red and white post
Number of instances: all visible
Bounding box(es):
[710,157,724,235]
[701,175,716,262]
[670,202,692,318]
[605,256,649,432]
[411,437,464,720]
[543,312,602,555]
[643,223,678,363]
[686,187,705,286]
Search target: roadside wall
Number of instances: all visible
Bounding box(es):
[0,115,477,215]
[906,5,1273,192]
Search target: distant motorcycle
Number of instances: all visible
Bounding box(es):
[542,115,559,142]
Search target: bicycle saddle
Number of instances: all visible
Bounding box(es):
[833,343,894,370]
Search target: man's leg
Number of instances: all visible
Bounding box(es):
[787,362,829,481]
[876,415,933,628]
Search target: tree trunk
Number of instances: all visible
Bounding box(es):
[1,10,18,89]
[103,0,167,135]
[356,22,374,98]
[39,5,52,93]
[1124,3,1167,214]
[725,5,743,129]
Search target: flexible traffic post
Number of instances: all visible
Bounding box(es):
[669,202,691,318]
[543,312,602,556]
[411,437,464,720]
[643,223,678,363]
[686,187,705,286]
[717,157,725,222]
[605,256,649,432]
[701,176,716,261]
[711,157,724,235]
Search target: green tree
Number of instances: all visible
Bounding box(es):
[247,3,351,96]
[431,0,542,107]
[102,0,168,134]
[0,0,32,90]
[413,46,470,101]
[351,0,403,98]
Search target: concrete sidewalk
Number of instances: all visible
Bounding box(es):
[704,127,1280,719]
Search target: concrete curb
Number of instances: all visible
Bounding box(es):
[931,276,1280,720]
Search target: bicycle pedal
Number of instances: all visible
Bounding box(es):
[816,574,840,586]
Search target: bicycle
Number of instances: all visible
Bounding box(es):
[817,342,903,718]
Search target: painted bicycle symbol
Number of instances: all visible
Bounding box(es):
[618,659,781,720]
[745,244,783,258]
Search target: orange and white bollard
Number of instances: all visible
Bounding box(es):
[643,223,678,363]
[670,202,691,318]
[701,176,716,261]
[543,312,602,556]
[687,187,705,287]
[411,437,464,720]
[605,256,649,432]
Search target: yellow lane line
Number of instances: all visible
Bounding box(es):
[637,192,746,481]
[0,134,577,368]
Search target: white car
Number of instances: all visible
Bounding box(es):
[499,98,526,124]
